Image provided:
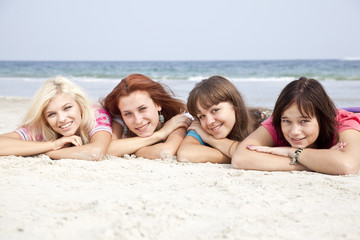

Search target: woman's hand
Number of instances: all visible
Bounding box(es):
[158,114,191,140]
[188,119,212,143]
[330,141,346,151]
[53,135,83,150]
[247,145,294,158]
[247,141,347,158]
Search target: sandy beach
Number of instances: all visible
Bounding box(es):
[1,97,360,240]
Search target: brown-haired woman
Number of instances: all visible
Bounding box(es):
[102,73,191,159]
[177,75,271,163]
[232,77,360,175]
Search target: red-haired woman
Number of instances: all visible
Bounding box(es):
[102,73,191,159]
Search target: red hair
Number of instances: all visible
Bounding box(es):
[102,74,186,121]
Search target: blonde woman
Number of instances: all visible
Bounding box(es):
[0,76,112,161]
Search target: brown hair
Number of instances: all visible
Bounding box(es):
[187,75,254,141]
[272,77,338,148]
[102,73,186,121]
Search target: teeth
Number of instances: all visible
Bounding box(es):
[292,138,304,141]
[211,125,221,131]
[60,122,72,129]
[137,123,148,131]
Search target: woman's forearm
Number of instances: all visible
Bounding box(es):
[107,131,164,157]
[0,135,55,156]
[134,128,186,159]
[46,131,111,161]
[206,137,239,158]
[177,142,230,163]
[297,148,359,175]
[232,142,308,172]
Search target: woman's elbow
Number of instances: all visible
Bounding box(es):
[176,146,194,163]
[87,146,108,161]
[177,142,211,163]
[231,148,251,170]
[231,154,246,169]
[159,148,177,160]
[336,159,360,175]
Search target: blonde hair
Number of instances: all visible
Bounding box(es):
[20,76,94,143]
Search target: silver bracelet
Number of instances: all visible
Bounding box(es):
[290,148,304,165]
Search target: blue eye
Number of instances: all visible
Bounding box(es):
[211,108,219,113]
[198,115,205,119]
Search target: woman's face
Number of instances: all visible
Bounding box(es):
[280,103,320,148]
[44,93,82,137]
[118,90,161,137]
[196,101,236,139]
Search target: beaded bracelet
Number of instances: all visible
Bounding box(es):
[290,148,304,165]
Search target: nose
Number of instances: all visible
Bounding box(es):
[134,112,143,124]
[206,114,216,126]
[58,111,67,122]
[290,124,301,135]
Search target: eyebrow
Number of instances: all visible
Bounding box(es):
[281,115,311,119]
[45,102,72,114]
[121,104,146,114]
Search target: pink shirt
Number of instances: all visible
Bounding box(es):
[261,109,360,147]
[15,107,112,141]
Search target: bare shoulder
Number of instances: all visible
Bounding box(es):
[180,134,203,145]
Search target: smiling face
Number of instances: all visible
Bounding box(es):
[44,93,82,137]
[196,101,236,139]
[118,90,161,137]
[280,103,320,148]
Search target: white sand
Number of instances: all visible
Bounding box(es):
[1,97,360,240]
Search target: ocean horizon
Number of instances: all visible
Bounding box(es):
[1,59,359,108]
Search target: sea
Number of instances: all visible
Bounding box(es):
[0,60,359,108]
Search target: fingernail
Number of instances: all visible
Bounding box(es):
[247,145,254,149]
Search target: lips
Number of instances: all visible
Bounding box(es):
[135,122,150,132]
[59,121,73,130]
[210,123,223,133]
[290,137,306,145]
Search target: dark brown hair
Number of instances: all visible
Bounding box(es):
[187,75,254,141]
[272,77,338,148]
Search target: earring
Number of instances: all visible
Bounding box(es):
[123,125,129,134]
[159,111,164,124]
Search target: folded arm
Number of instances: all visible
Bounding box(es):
[235,127,360,175]
[295,130,360,175]
[45,131,112,161]
[232,126,308,172]
[177,135,230,163]
[107,114,191,158]
[0,132,58,156]
[135,127,187,159]
[106,121,165,157]
[183,120,238,162]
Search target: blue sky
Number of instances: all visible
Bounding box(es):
[0,0,359,61]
